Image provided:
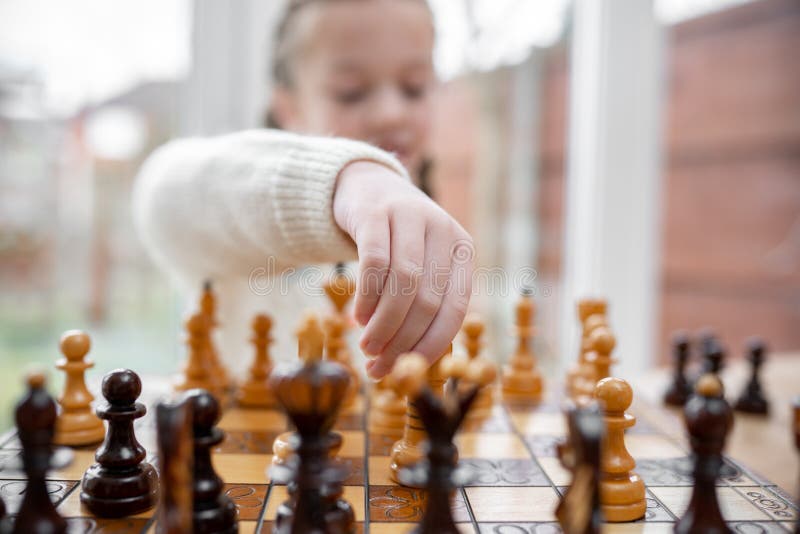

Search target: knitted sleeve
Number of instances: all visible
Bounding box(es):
[132,129,409,287]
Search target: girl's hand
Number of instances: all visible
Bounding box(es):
[333,161,474,379]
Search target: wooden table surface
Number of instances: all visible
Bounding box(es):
[638,353,800,499]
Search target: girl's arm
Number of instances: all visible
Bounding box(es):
[132,129,408,285]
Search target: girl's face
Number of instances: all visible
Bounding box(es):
[273,0,435,174]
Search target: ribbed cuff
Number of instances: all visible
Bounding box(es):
[272,136,409,264]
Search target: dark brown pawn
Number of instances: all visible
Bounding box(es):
[664,331,692,406]
[734,338,769,415]
[80,369,158,517]
[676,374,733,534]
[185,389,237,534]
[12,372,67,534]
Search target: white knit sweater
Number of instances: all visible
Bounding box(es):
[132,129,409,375]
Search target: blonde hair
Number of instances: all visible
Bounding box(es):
[267,0,436,198]
[271,0,432,89]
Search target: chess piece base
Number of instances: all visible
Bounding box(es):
[54,412,105,446]
[272,431,343,468]
[80,462,158,518]
[501,367,543,402]
[600,474,646,522]
[194,496,238,534]
[389,439,426,487]
[274,497,355,534]
[734,396,769,415]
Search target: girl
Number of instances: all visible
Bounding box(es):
[133,0,473,379]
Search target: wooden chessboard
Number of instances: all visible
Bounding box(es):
[0,384,797,533]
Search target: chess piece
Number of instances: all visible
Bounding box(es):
[324,314,359,408]
[572,327,616,400]
[390,352,496,534]
[594,377,646,522]
[269,351,354,534]
[699,331,724,376]
[675,374,734,534]
[734,337,769,415]
[199,281,231,390]
[567,298,608,397]
[462,316,495,415]
[81,369,158,517]
[54,330,106,446]
[272,314,344,468]
[556,400,604,534]
[664,331,693,407]
[502,291,543,402]
[390,349,449,486]
[237,314,277,408]
[176,312,224,401]
[155,397,193,534]
[185,390,238,533]
[324,262,355,318]
[368,378,406,439]
[13,371,67,534]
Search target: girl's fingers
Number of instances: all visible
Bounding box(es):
[410,245,473,365]
[359,211,425,357]
[353,214,390,327]
[377,226,449,362]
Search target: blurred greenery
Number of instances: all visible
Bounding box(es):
[0,291,180,434]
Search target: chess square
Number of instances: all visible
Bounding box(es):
[259,521,364,533]
[642,489,675,522]
[216,430,281,454]
[523,435,561,458]
[145,520,259,534]
[368,485,469,523]
[70,517,150,533]
[599,523,675,533]
[368,456,395,486]
[649,486,771,521]
[218,408,286,432]
[461,458,550,487]
[626,435,685,459]
[369,522,473,533]
[466,486,560,522]
[0,450,20,475]
[50,450,96,481]
[1,479,76,515]
[338,431,366,457]
[368,434,398,456]
[222,484,270,520]
[264,485,365,522]
[57,487,155,518]
[509,411,566,436]
[537,456,572,486]
[737,487,798,521]
[214,454,271,485]
[455,433,530,459]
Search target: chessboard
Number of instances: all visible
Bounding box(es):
[0,383,797,533]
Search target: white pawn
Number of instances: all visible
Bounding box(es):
[54,331,105,446]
